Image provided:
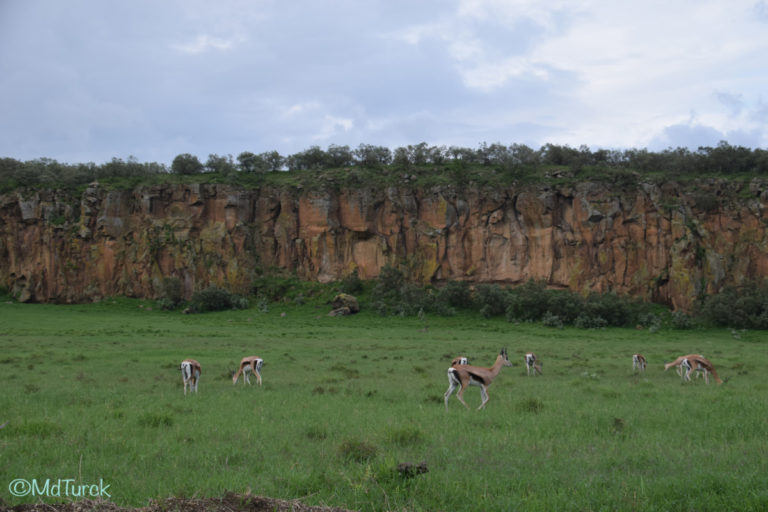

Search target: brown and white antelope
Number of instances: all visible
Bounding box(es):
[679,355,723,385]
[451,356,469,367]
[632,354,647,372]
[524,352,542,376]
[664,354,705,379]
[232,356,264,386]
[180,359,201,395]
[444,348,513,410]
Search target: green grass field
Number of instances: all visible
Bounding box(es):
[1,298,766,511]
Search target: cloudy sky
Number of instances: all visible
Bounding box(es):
[1,0,767,165]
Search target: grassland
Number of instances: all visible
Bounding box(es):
[0,298,766,511]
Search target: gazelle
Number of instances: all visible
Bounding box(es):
[524,352,542,376]
[180,359,201,395]
[664,354,705,379]
[232,356,264,386]
[681,355,723,385]
[444,348,513,410]
[451,356,469,367]
[632,354,647,372]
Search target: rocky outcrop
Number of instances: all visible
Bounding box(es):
[329,293,360,316]
[1,179,767,310]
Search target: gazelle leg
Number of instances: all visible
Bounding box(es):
[444,379,459,409]
[478,386,489,410]
[455,386,470,409]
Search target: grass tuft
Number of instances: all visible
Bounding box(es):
[137,412,174,428]
[338,439,378,463]
[385,426,424,446]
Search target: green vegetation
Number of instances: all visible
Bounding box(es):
[187,286,249,313]
[2,140,767,194]
[0,298,766,511]
[155,267,768,330]
[286,269,764,330]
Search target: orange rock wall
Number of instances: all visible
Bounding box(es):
[1,180,767,310]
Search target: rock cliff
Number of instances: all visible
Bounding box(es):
[1,179,767,310]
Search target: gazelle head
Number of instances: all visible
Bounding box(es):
[500,348,513,367]
[451,356,469,367]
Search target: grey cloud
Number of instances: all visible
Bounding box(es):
[648,122,763,151]
[714,91,745,117]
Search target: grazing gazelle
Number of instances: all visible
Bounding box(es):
[524,352,542,376]
[664,354,705,380]
[444,348,513,410]
[180,359,201,395]
[232,356,264,386]
[451,356,469,367]
[679,355,723,385]
[632,354,647,372]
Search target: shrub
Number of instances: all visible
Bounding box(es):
[397,283,431,316]
[505,280,550,321]
[671,311,695,329]
[251,275,298,301]
[542,311,564,328]
[700,281,768,329]
[475,284,509,318]
[544,289,584,324]
[431,300,456,317]
[575,314,607,329]
[371,266,451,316]
[189,286,248,313]
[339,269,363,294]
[372,265,405,299]
[435,281,473,309]
[583,292,632,327]
[158,276,183,310]
[638,312,662,332]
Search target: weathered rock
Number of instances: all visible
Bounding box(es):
[328,306,352,317]
[1,180,767,311]
[331,293,360,314]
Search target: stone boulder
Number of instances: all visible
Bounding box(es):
[329,293,360,316]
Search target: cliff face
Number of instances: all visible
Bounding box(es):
[1,179,767,310]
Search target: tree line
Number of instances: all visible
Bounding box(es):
[2,141,768,192]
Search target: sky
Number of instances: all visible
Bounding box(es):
[1,0,768,166]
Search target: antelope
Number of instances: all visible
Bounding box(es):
[180,359,201,395]
[451,356,469,367]
[632,354,647,372]
[444,348,513,410]
[681,355,723,385]
[525,352,542,376]
[232,356,264,386]
[664,354,705,379]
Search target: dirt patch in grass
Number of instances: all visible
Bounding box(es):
[0,492,355,512]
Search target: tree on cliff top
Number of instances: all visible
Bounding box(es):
[171,153,204,175]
